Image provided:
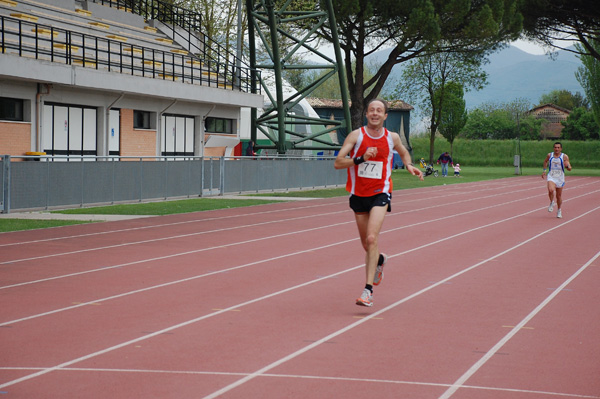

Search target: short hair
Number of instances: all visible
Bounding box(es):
[554,142,562,148]
[367,98,389,114]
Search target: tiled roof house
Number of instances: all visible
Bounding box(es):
[306,98,414,149]
[527,103,571,139]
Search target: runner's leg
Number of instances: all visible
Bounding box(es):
[354,206,387,285]
[556,186,563,210]
[547,180,556,204]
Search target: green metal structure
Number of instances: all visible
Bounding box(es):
[245,0,351,154]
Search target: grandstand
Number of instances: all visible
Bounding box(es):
[0,0,263,159]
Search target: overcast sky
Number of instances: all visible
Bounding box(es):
[304,39,572,63]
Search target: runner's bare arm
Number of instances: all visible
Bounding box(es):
[542,154,551,177]
[334,130,359,170]
[334,129,377,169]
[563,154,572,171]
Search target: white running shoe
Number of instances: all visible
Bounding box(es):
[356,288,373,307]
[373,253,387,286]
[557,209,562,218]
[548,202,554,212]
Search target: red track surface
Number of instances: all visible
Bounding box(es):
[1,176,599,399]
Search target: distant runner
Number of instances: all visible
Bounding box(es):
[542,142,572,219]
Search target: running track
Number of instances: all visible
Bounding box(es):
[1,176,599,399]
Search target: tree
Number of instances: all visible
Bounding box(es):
[182,0,245,59]
[538,89,589,110]
[477,98,532,118]
[184,0,313,87]
[517,115,544,140]
[575,40,600,127]
[461,98,547,140]
[520,0,600,61]
[438,82,468,155]
[461,109,517,139]
[397,48,487,162]
[316,0,523,130]
[560,107,600,140]
[299,61,378,100]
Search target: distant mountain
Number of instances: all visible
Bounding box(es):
[374,45,584,110]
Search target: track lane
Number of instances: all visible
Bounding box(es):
[0,177,598,398]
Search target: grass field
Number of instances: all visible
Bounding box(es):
[54,198,285,216]
[1,166,598,233]
[411,138,600,168]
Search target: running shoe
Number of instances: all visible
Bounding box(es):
[356,288,373,307]
[548,202,554,212]
[557,209,562,218]
[373,253,387,286]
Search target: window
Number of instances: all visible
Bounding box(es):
[0,97,24,121]
[205,117,234,134]
[134,110,152,129]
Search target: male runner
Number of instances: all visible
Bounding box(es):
[334,98,423,307]
[542,142,572,219]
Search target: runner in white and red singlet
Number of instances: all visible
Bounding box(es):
[542,142,572,219]
[334,98,423,307]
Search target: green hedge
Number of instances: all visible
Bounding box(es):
[410,138,600,168]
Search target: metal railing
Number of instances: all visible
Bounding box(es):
[90,0,256,90]
[1,155,345,213]
[0,15,259,93]
[93,0,203,33]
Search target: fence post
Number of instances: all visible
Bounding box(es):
[200,156,204,197]
[219,156,225,196]
[1,155,10,213]
[139,157,143,202]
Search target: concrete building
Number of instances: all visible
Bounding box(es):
[0,0,263,160]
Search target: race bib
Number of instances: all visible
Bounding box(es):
[550,169,562,178]
[357,161,383,179]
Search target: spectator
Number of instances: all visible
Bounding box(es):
[437,152,453,177]
[453,163,461,177]
[245,141,256,158]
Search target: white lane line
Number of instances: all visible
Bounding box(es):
[3,177,593,267]
[0,200,341,248]
[0,209,347,264]
[0,176,551,250]
[0,180,565,277]
[201,206,600,399]
[0,228,354,326]
[0,263,365,389]
[0,193,536,324]
[2,187,598,327]
[3,367,598,398]
[438,247,600,399]
[1,202,598,392]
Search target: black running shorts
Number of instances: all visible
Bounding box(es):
[349,193,392,214]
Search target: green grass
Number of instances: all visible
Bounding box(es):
[0,219,91,233]
[411,137,600,168]
[253,165,600,196]
[54,198,285,216]
[0,198,284,233]
[1,166,598,233]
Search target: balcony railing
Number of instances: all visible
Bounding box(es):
[0,15,260,94]
[90,0,255,89]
